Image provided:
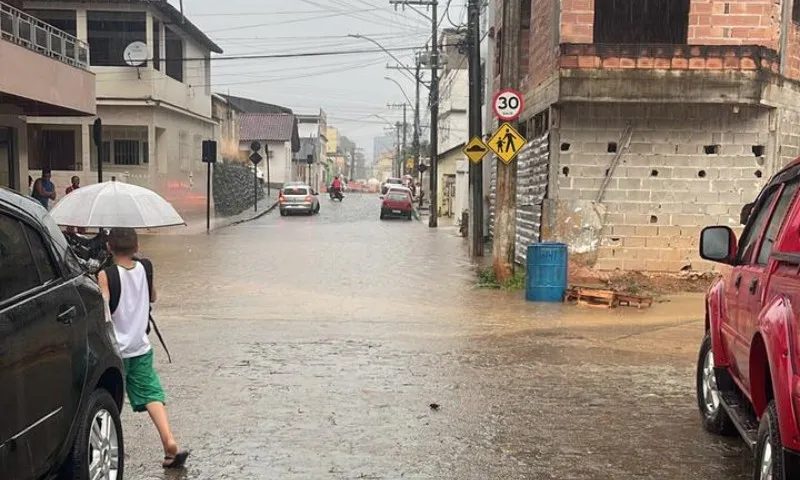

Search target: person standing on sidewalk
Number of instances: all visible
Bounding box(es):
[32,169,56,209]
[97,228,189,469]
[65,176,87,234]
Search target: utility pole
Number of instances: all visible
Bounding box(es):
[414,60,421,184]
[391,0,439,227]
[402,104,408,176]
[395,122,402,178]
[467,0,483,257]
[493,0,520,282]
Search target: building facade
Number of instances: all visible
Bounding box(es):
[238,113,300,187]
[22,0,222,221]
[211,94,242,162]
[491,0,800,272]
[1,0,95,192]
[297,110,327,189]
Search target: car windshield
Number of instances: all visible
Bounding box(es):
[387,193,409,201]
[386,179,402,184]
[283,188,308,195]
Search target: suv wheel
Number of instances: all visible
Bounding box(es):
[696,334,735,436]
[63,389,124,480]
[754,400,784,480]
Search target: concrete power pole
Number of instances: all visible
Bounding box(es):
[467,0,483,257]
[493,0,520,281]
[402,104,408,176]
[414,60,421,183]
[395,122,402,178]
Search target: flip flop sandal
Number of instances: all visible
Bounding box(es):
[163,450,190,469]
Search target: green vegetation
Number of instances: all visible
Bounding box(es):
[476,267,526,291]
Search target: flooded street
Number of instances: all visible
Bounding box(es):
[125,193,751,479]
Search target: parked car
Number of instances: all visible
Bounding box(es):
[380,190,413,220]
[381,177,403,195]
[697,158,800,479]
[279,185,320,216]
[0,187,125,480]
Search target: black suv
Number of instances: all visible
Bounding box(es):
[0,187,125,480]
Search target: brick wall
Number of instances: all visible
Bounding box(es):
[523,0,559,90]
[786,21,800,80]
[556,103,771,272]
[560,0,593,43]
[688,0,781,49]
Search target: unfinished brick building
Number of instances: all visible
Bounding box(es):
[490,0,800,272]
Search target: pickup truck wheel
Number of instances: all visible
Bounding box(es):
[696,334,735,436]
[754,401,784,480]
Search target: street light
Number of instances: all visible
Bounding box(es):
[349,33,430,89]
[384,76,413,107]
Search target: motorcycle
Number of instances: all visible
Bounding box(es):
[65,229,112,274]
[329,186,344,201]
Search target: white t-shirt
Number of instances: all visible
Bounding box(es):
[111,262,152,358]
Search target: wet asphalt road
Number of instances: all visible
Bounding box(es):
[125,193,752,479]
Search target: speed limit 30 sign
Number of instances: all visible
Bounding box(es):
[493,88,523,122]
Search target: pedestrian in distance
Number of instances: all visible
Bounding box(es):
[32,168,56,209]
[97,228,189,469]
[65,176,87,234]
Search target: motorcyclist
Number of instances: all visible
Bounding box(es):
[331,176,343,199]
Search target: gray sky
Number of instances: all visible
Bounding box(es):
[176,0,467,162]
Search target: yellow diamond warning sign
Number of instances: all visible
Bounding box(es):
[487,122,527,164]
[462,136,489,163]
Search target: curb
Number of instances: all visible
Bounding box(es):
[224,200,279,229]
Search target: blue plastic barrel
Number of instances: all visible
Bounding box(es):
[525,243,568,302]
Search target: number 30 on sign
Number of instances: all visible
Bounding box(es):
[493,89,523,122]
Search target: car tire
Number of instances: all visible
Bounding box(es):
[62,388,124,480]
[380,211,385,220]
[754,400,785,480]
[696,333,736,436]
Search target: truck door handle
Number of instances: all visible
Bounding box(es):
[734,275,742,289]
[57,306,76,324]
[749,279,759,295]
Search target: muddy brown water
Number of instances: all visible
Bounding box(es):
[121,194,751,479]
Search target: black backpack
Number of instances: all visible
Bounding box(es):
[104,258,172,363]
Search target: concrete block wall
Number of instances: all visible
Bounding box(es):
[556,102,771,272]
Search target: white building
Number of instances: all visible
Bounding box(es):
[238,113,300,187]
[22,0,222,220]
[296,110,328,190]
[437,28,469,220]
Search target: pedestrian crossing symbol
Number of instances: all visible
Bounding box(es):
[487,122,527,164]
[463,136,490,163]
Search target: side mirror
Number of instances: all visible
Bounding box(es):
[740,202,754,225]
[700,226,737,264]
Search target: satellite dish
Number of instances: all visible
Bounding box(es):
[123,41,148,67]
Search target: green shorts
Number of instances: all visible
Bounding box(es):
[123,349,166,413]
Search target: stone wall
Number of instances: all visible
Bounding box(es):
[554,102,772,272]
[212,161,265,217]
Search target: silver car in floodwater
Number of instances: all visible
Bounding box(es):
[279,185,320,216]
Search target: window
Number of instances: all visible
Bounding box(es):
[593,0,690,44]
[28,128,77,171]
[283,187,308,196]
[737,186,779,264]
[794,0,800,24]
[22,224,57,285]
[165,27,184,82]
[0,214,44,302]
[757,182,800,264]
[153,20,161,71]
[27,9,77,36]
[87,11,146,67]
[113,140,140,166]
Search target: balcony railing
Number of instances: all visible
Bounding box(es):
[0,0,89,69]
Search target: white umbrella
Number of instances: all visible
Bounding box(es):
[50,179,185,228]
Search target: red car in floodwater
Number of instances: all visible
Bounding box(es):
[697,158,800,479]
[380,190,413,220]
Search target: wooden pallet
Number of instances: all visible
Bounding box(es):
[566,286,616,308]
[566,286,653,309]
[616,293,653,309]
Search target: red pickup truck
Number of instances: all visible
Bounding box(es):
[698,159,800,479]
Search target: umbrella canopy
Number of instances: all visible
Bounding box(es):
[50,180,186,229]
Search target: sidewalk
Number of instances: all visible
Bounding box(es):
[143,190,279,235]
